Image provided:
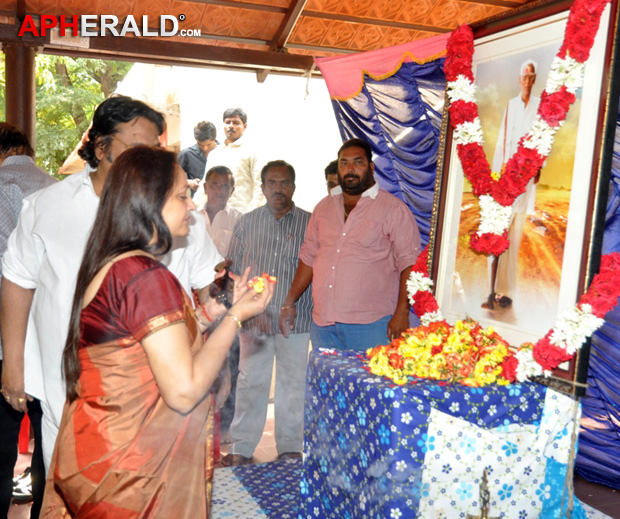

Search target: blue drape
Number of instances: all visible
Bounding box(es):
[330,59,446,248]
[574,105,620,489]
[329,56,620,489]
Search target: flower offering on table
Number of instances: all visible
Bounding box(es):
[299,349,587,519]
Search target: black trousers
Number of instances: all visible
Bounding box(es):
[219,337,240,432]
[0,360,44,519]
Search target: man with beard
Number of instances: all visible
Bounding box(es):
[222,160,312,466]
[279,138,420,351]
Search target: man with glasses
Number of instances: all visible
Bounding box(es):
[1,96,223,472]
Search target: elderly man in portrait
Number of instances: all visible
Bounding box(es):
[483,59,541,310]
[201,108,264,212]
[178,120,218,195]
[1,96,223,474]
[0,123,55,519]
[279,138,421,351]
[222,160,312,466]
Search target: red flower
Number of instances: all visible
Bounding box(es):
[511,145,545,182]
[469,232,509,256]
[445,25,474,81]
[492,167,525,206]
[449,100,479,126]
[532,334,573,371]
[539,88,576,127]
[413,290,440,317]
[412,246,429,275]
[579,281,620,317]
[389,352,404,370]
[500,354,518,382]
[456,143,493,195]
[560,9,599,62]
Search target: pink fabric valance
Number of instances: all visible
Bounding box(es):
[315,33,449,101]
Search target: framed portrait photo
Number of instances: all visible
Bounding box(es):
[430,0,620,382]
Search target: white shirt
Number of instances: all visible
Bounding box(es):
[2,168,223,429]
[196,136,264,212]
[199,203,242,256]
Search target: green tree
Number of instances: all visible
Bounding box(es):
[0,53,132,176]
[35,56,133,176]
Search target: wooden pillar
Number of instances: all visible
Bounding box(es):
[3,43,37,148]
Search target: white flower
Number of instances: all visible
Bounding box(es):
[447,75,476,103]
[522,117,558,157]
[407,271,434,302]
[420,311,444,326]
[549,304,605,354]
[390,508,403,519]
[453,119,484,145]
[396,461,407,472]
[546,55,585,94]
[401,411,413,424]
[477,195,512,236]
[515,348,544,382]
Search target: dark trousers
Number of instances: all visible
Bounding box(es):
[0,360,44,519]
[219,337,240,432]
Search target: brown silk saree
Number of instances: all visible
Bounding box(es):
[41,256,214,519]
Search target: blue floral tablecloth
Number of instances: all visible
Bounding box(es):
[298,349,587,519]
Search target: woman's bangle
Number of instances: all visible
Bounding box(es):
[226,312,242,329]
[281,304,294,310]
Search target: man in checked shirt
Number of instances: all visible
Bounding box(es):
[222,159,312,466]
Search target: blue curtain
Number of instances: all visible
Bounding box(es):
[574,106,620,489]
[330,59,446,247]
[329,56,620,489]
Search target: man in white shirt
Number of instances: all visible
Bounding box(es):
[483,60,541,310]
[199,165,242,256]
[198,165,242,440]
[197,108,264,212]
[0,96,223,470]
[0,123,55,519]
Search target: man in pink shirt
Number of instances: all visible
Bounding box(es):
[279,138,421,350]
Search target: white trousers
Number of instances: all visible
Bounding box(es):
[230,332,310,458]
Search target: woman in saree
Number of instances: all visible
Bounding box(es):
[40,146,274,519]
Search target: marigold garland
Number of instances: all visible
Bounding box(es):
[444,0,610,256]
[366,248,620,386]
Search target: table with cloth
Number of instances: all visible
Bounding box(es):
[298,349,588,519]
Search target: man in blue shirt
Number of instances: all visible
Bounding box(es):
[178,121,217,194]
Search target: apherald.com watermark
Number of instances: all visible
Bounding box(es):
[18,15,201,37]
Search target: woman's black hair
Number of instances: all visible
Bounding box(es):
[63,146,178,401]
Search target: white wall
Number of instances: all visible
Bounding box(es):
[174,66,343,213]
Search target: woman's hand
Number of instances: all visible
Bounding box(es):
[229,274,275,322]
[229,266,251,304]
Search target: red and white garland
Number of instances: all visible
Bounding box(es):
[408,248,620,382]
[444,0,610,256]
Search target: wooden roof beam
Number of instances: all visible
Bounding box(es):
[258,0,308,83]
[0,23,315,73]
